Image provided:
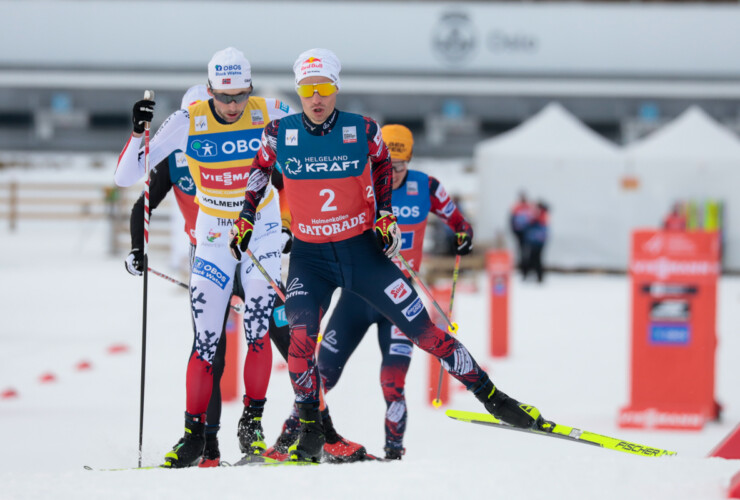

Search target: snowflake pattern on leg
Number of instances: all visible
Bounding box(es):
[195,329,219,364]
[190,285,206,319]
[243,291,275,353]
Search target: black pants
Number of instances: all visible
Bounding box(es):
[284,230,486,404]
[523,243,545,282]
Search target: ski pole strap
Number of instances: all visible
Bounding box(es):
[245,248,286,302]
[397,254,457,332]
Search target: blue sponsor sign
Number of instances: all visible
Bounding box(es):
[401,231,414,251]
[649,323,690,345]
[442,200,456,217]
[389,343,413,357]
[273,305,288,327]
[402,297,424,322]
[192,257,230,290]
[493,277,506,296]
[187,128,263,163]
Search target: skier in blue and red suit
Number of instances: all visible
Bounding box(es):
[229,48,553,463]
[315,124,475,460]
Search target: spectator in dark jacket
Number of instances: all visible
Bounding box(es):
[522,201,549,283]
[509,192,534,275]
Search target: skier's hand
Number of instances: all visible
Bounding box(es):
[280,226,293,254]
[454,231,473,255]
[229,216,254,260]
[374,210,402,258]
[125,248,144,276]
[132,99,155,134]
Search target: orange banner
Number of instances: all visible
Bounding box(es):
[486,250,511,358]
[619,230,720,430]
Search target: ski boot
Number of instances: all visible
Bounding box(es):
[321,410,367,463]
[471,377,553,431]
[199,425,221,468]
[237,398,267,457]
[162,412,206,468]
[384,445,405,461]
[288,402,325,463]
[263,417,300,462]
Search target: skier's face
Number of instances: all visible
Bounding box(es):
[391,159,408,190]
[297,76,337,125]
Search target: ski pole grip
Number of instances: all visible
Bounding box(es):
[143,90,155,127]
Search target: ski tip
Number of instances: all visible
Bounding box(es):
[445,409,499,424]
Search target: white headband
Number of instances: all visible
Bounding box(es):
[208,47,252,90]
[293,48,341,89]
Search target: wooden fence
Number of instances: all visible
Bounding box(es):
[0,180,173,254]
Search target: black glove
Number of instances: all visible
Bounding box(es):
[125,248,144,276]
[280,227,293,254]
[132,99,155,134]
[454,231,473,255]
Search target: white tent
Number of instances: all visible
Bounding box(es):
[475,102,628,270]
[625,106,740,270]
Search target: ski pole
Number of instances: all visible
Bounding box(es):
[147,266,243,314]
[432,254,461,408]
[138,89,154,468]
[396,254,458,335]
[244,248,286,302]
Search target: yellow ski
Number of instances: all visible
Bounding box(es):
[445,409,677,457]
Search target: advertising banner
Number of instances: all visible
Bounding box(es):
[619,230,720,430]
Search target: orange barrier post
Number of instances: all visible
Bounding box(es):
[426,284,452,407]
[619,230,720,430]
[486,250,510,358]
[221,295,243,402]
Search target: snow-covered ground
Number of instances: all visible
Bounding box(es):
[2,166,739,499]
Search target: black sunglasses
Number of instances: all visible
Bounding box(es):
[210,89,251,104]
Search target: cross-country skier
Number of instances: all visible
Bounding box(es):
[320,124,473,459]
[267,124,475,461]
[229,48,553,463]
[123,84,298,467]
[115,47,294,468]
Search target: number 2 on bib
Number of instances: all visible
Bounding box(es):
[320,188,337,212]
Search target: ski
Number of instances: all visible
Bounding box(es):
[445,409,677,457]
[83,465,165,471]
[85,452,390,471]
[229,454,319,467]
[229,452,389,466]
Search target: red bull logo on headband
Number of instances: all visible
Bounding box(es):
[301,57,324,72]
